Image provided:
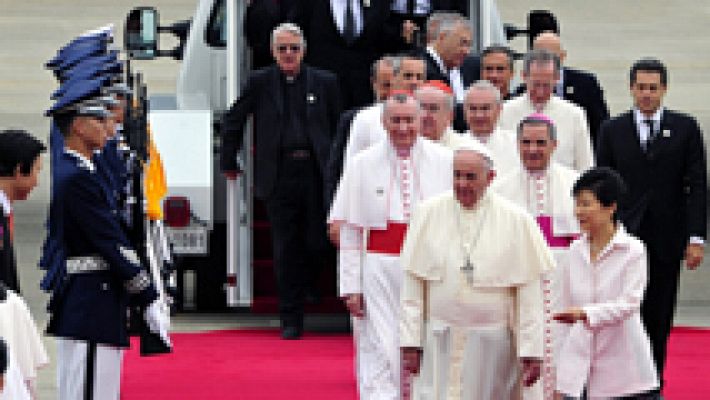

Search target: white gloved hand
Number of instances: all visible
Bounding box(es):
[145,300,172,347]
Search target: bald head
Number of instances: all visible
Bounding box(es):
[533,32,566,64]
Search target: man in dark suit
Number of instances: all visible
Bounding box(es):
[480,44,515,101]
[518,32,609,148]
[596,58,707,389]
[424,13,478,132]
[221,23,342,339]
[292,0,398,110]
[0,129,46,294]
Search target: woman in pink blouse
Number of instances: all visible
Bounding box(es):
[554,167,659,399]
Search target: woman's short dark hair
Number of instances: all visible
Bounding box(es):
[0,129,47,177]
[572,167,627,210]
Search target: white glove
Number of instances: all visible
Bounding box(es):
[145,300,172,347]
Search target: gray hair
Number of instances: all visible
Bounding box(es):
[270,22,306,48]
[522,49,561,75]
[391,54,426,77]
[414,85,454,110]
[371,55,397,79]
[454,148,495,172]
[464,80,502,104]
[516,115,557,140]
[382,92,421,116]
[437,13,469,37]
[426,12,459,43]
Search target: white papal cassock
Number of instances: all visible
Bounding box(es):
[400,191,555,400]
[0,288,49,399]
[329,138,453,399]
[498,94,594,172]
[493,162,580,400]
[450,129,521,177]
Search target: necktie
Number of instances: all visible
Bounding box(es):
[407,0,416,16]
[643,119,655,152]
[343,0,356,45]
[7,212,13,242]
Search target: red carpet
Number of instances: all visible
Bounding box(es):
[663,327,710,399]
[122,327,709,399]
[121,329,357,399]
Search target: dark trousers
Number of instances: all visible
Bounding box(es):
[637,219,682,386]
[640,252,681,385]
[264,151,327,328]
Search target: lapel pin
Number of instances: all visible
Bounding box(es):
[307,93,316,104]
[566,86,574,95]
[662,129,671,138]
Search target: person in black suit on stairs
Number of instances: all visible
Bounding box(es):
[0,129,46,294]
[292,0,400,110]
[221,23,342,339]
[596,58,707,391]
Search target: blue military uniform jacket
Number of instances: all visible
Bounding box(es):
[42,148,156,347]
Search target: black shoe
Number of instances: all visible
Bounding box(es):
[281,326,302,340]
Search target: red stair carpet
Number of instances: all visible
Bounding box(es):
[122,327,709,399]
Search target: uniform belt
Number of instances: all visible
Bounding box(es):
[282,148,311,160]
[366,222,408,255]
[66,256,109,274]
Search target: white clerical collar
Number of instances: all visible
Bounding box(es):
[469,130,493,144]
[0,189,11,216]
[526,168,548,180]
[426,46,447,74]
[457,191,489,215]
[633,106,663,125]
[64,148,96,172]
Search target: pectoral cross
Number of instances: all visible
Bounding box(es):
[461,258,474,284]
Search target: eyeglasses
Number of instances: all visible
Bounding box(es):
[401,72,425,80]
[276,44,302,53]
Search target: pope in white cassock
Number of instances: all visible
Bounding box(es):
[451,81,520,175]
[329,93,453,399]
[498,50,593,172]
[343,55,427,164]
[399,143,555,400]
[493,114,581,400]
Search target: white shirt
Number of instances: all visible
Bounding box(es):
[556,225,658,398]
[633,106,663,146]
[330,0,363,37]
[0,189,11,216]
[426,46,464,102]
[391,0,431,15]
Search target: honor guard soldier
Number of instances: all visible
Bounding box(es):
[42,77,169,400]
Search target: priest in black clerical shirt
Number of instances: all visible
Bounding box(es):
[221,23,342,339]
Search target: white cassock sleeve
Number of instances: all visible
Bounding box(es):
[338,223,364,296]
[582,252,646,328]
[515,276,545,359]
[574,108,594,171]
[400,270,426,349]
